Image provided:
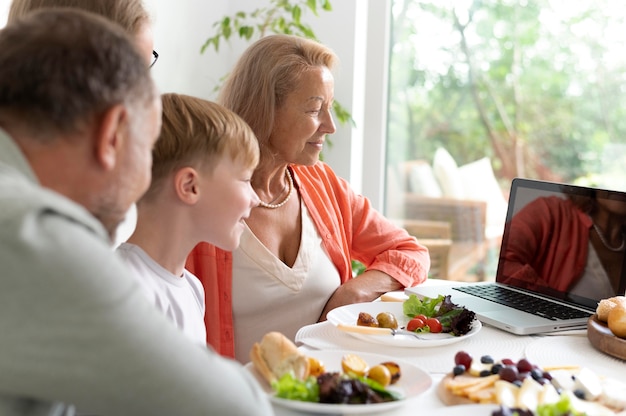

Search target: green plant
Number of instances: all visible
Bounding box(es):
[200,0,353,127]
[351,259,366,276]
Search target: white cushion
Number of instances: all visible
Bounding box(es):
[458,157,507,235]
[408,161,442,197]
[432,147,465,198]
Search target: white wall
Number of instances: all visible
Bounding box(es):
[145,0,366,190]
[0,0,390,212]
[0,0,9,25]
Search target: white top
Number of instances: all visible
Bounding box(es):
[232,201,340,363]
[117,242,207,346]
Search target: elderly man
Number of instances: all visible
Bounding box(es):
[0,9,272,416]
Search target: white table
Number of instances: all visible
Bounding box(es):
[268,280,626,415]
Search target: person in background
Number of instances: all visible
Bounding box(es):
[502,189,626,299]
[186,34,431,362]
[117,93,260,346]
[0,9,272,416]
[8,0,156,67]
[8,0,157,246]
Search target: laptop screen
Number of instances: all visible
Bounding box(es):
[496,178,626,310]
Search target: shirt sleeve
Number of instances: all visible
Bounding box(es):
[296,162,430,287]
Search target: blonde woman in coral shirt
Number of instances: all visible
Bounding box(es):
[187,34,430,362]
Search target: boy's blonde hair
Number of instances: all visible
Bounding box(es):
[142,93,259,201]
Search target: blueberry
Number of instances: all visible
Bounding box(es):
[530,368,543,381]
[481,355,495,364]
[453,364,466,376]
[491,363,503,374]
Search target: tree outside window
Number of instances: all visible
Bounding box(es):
[386,0,626,281]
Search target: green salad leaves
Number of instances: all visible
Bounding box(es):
[272,373,319,402]
[403,294,476,336]
[271,371,402,404]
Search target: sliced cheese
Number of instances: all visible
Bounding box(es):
[572,367,602,400]
[562,390,615,416]
[494,380,519,408]
[549,369,576,391]
[516,377,542,410]
[468,360,492,377]
[538,382,560,406]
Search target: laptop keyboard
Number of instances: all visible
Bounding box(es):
[454,284,592,321]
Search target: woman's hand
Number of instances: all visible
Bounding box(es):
[318,270,403,321]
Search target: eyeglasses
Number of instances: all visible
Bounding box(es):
[150,50,159,68]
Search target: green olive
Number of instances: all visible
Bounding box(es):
[376,312,399,329]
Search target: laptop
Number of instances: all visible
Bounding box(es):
[406,178,626,335]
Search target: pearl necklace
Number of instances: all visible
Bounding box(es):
[592,222,626,252]
[258,169,293,209]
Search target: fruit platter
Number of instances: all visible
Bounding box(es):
[438,350,626,415]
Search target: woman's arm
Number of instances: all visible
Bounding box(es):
[318,270,403,321]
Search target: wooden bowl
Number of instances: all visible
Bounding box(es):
[587,314,626,361]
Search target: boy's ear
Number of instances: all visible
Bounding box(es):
[174,167,201,205]
[95,104,127,171]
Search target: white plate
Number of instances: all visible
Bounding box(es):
[326,302,481,347]
[430,404,499,415]
[245,349,432,414]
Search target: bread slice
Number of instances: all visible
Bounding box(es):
[250,331,310,384]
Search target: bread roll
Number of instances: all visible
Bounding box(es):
[250,331,310,384]
[596,296,626,322]
[608,303,626,339]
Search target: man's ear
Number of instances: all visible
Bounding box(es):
[174,167,201,205]
[95,104,128,171]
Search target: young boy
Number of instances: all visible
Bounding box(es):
[117,93,260,345]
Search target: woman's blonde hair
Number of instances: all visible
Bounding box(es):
[8,0,150,34]
[141,93,259,201]
[218,34,338,153]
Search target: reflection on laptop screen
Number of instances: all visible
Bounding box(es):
[496,178,626,309]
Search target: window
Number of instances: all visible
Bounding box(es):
[385,0,626,281]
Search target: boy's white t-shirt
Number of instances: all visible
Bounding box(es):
[116,242,207,346]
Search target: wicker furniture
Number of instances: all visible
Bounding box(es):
[390,156,505,281]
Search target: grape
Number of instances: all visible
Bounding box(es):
[498,365,519,383]
[517,358,533,373]
[454,351,472,369]
[501,358,515,366]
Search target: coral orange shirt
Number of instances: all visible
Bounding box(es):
[186,162,429,357]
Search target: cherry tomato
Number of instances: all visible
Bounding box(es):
[425,317,443,333]
[406,317,426,332]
